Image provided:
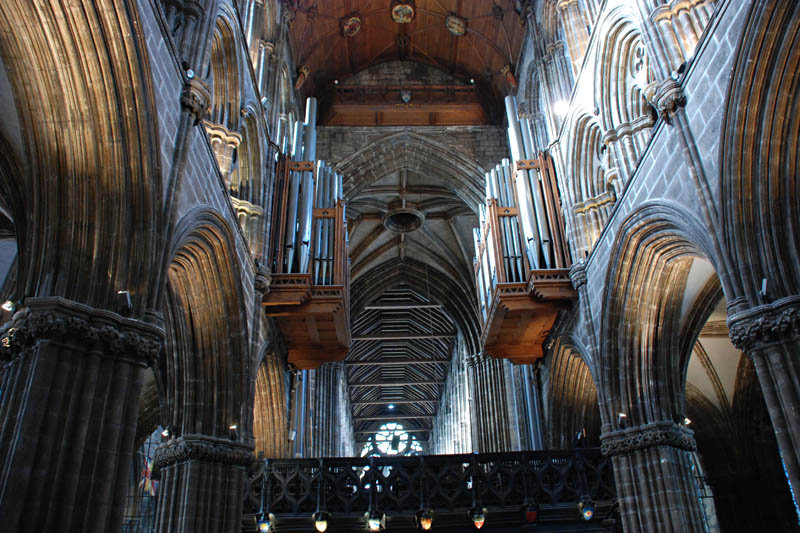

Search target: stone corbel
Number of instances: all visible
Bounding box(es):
[254,259,272,295]
[654,78,686,125]
[181,78,211,124]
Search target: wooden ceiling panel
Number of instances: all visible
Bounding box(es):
[287,0,527,116]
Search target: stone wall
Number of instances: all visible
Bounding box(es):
[317,125,509,173]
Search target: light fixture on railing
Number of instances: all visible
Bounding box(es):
[416,508,433,530]
[256,514,275,532]
[312,511,329,532]
[416,457,433,530]
[470,507,487,529]
[257,460,276,532]
[313,459,329,531]
[578,499,595,520]
[522,503,539,523]
[365,457,385,531]
[365,510,384,531]
[468,457,486,529]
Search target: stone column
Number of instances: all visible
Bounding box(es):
[728,296,800,509]
[0,297,162,532]
[153,434,256,532]
[557,0,591,78]
[601,422,706,532]
[541,42,574,135]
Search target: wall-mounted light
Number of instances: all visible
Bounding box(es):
[1,300,14,312]
[229,424,239,440]
[684,417,692,426]
[388,404,395,410]
[116,290,132,313]
[161,427,171,438]
[617,412,627,428]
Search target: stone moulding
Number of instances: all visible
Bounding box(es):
[727,295,800,353]
[154,434,256,469]
[600,421,696,456]
[0,296,163,366]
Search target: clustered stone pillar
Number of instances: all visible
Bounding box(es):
[153,434,256,531]
[601,422,706,532]
[310,362,351,458]
[728,296,800,508]
[557,0,592,78]
[0,297,162,532]
[430,348,472,454]
[467,354,514,453]
[541,42,574,135]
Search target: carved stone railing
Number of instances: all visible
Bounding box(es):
[243,449,616,530]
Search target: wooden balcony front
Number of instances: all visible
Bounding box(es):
[475,154,576,365]
[321,84,489,126]
[264,159,351,369]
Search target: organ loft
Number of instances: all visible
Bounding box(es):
[0,0,798,532]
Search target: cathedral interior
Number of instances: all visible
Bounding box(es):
[0,0,798,531]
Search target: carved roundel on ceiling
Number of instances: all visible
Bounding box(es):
[391,1,415,24]
[343,15,361,37]
[445,14,467,36]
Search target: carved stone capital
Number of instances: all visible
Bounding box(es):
[181,79,210,124]
[0,297,163,366]
[568,261,587,290]
[600,421,696,457]
[154,434,256,469]
[727,295,800,353]
[653,78,686,124]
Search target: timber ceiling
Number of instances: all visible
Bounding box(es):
[286,0,527,116]
[343,165,480,447]
[348,287,454,443]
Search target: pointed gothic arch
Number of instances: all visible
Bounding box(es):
[158,209,250,438]
[599,201,720,427]
[720,0,800,303]
[335,131,486,212]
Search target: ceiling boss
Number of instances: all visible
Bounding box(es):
[390,0,415,24]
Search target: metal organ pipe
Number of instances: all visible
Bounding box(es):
[519,114,553,267]
[504,96,540,268]
[298,97,317,273]
[284,120,304,272]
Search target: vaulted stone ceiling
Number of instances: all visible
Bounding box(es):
[286,0,527,108]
